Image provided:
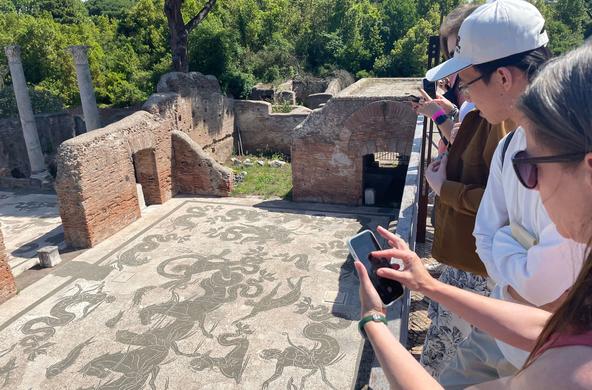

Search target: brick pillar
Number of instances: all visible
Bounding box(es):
[0,228,17,304]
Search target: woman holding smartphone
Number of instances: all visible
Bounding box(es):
[355,42,592,389]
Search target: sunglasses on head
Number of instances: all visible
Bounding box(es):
[511,150,586,189]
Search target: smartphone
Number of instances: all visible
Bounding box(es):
[422,78,437,99]
[348,230,404,306]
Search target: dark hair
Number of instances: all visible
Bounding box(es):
[473,46,553,83]
[439,4,480,60]
[517,41,592,370]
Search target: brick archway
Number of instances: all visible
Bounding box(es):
[291,78,420,206]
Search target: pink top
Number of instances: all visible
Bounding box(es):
[536,330,592,358]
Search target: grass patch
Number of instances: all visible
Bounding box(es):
[271,101,294,113]
[230,154,292,199]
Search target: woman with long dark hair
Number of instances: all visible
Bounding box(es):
[356,41,592,389]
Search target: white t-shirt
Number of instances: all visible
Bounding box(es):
[459,101,476,122]
[474,127,586,368]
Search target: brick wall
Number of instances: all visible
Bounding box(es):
[157,72,235,163]
[56,72,237,249]
[234,100,311,156]
[172,131,233,196]
[292,98,417,205]
[0,228,17,304]
[56,112,155,248]
[0,112,77,177]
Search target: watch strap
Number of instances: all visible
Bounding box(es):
[358,313,387,339]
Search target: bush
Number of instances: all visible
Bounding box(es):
[0,85,64,118]
[223,70,256,99]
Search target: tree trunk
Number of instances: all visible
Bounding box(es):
[164,0,189,73]
[164,0,218,73]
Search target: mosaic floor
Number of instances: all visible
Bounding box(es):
[0,190,65,277]
[0,197,394,389]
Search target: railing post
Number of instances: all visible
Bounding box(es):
[417,36,441,243]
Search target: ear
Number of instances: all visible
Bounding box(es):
[496,67,513,92]
[584,152,592,189]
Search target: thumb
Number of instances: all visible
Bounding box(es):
[354,261,372,288]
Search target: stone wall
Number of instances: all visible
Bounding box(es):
[292,78,420,205]
[294,70,355,108]
[172,131,233,196]
[56,72,235,249]
[0,228,17,304]
[234,100,311,156]
[0,112,77,177]
[157,72,235,163]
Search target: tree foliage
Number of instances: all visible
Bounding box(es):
[0,0,587,109]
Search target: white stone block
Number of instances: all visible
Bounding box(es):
[136,184,147,211]
[38,246,62,268]
[270,160,286,168]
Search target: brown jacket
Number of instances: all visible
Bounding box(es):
[431,110,515,275]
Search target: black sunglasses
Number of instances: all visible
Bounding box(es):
[511,150,586,189]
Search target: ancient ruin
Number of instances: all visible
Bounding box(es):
[69,46,101,132]
[56,72,234,249]
[4,45,46,176]
[234,100,311,155]
[292,78,420,206]
[0,58,424,389]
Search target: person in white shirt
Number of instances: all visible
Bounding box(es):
[353,40,592,390]
[421,0,586,387]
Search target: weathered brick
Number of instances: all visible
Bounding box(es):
[0,228,17,304]
[292,78,420,205]
[56,73,237,249]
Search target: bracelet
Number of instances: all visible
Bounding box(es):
[431,108,447,122]
[358,313,388,340]
[434,113,448,125]
[448,106,459,120]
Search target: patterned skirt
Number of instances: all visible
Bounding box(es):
[419,265,490,378]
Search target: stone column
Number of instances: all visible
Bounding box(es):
[69,46,101,131]
[5,45,46,174]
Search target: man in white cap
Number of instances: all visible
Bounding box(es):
[425,0,586,387]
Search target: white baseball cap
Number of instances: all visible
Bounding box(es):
[426,0,549,82]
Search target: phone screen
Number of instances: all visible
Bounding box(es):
[422,78,437,99]
[348,230,404,305]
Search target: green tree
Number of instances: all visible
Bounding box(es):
[0,0,15,13]
[380,0,418,52]
[554,0,588,32]
[86,0,134,19]
[13,0,89,24]
[164,0,217,72]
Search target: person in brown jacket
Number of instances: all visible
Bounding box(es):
[411,4,514,377]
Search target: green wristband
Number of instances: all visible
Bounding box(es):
[358,313,387,339]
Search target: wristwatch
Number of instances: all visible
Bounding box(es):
[358,313,388,339]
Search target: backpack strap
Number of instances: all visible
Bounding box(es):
[501,130,516,168]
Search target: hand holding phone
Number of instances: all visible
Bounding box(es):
[348,230,404,306]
